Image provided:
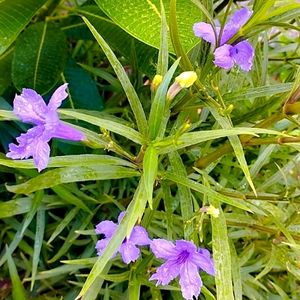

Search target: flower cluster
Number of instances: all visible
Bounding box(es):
[95,211,215,300]
[193,8,254,71]
[6,84,85,171]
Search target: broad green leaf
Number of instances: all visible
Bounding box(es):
[76,6,158,75]
[0,0,47,55]
[7,165,140,194]
[31,210,45,290]
[95,0,200,52]
[0,48,13,94]
[60,109,145,144]
[143,145,158,208]
[164,172,252,211]
[12,22,67,94]
[82,17,148,136]
[64,58,104,110]
[77,177,148,298]
[5,246,28,300]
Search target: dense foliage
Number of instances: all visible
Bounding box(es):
[0,0,300,299]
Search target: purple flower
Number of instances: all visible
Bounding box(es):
[6,84,85,171]
[95,212,150,264]
[193,8,254,71]
[150,239,215,300]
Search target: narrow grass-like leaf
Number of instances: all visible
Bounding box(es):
[0,154,136,169]
[148,59,180,140]
[169,0,193,70]
[51,186,91,213]
[0,197,32,218]
[168,152,193,239]
[211,205,234,300]
[143,145,158,209]
[155,127,285,154]
[164,172,251,211]
[60,109,144,144]
[5,246,28,300]
[7,165,140,194]
[0,190,44,267]
[223,83,293,102]
[157,0,168,76]
[82,17,148,136]
[230,240,242,300]
[31,209,45,290]
[128,277,141,300]
[47,207,80,245]
[48,212,93,263]
[77,177,148,298]
[208,108,256,194]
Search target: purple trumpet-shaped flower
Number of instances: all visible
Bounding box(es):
[6,84,85,171]
[95,212,150,264]
[193,8,254,71]
[150,239,215,300]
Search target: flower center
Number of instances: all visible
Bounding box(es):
[176,250,190,264]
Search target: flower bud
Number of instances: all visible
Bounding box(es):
[206,205,220,218]
[167,71,197,101]
[175,71,197,88]
[151,74,163,92]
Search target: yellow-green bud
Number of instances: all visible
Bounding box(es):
[206,205,219,218]
[151,74,163,92]
[175,71,197,88]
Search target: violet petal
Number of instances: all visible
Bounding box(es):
[150,239,177,260]
[47,83,69,110]
[230,40,254,71]
[149,260,180,286]
[213,44,235,69]
[13,89,47,124]
[128,226,150,246]
[52,122,85,141]
[179,261,202,300]
[119,242,140,264]
[95,220,117,238]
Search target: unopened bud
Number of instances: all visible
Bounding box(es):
[200,205,219,218]
[175,71,197,88]
[151,74,163,92]
[207,205,219,218]
[167,71,197,101]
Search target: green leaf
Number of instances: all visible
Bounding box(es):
[0,190,44,267]
[155,127,284,154]
[82,16,148,136]
[168,152,193,239]
[0,0,47,55]
[31,210,45,290]
[0,48,13,94]
[6,165,140,194]
[148,59,180,140]
[164,172,252,211]
[143,145,158,208]
[95,0,200,53]
[0,197,33,219]
[0,154,137,169]
[211,206,235,300]
[12,22,67,94]
[157,0,168,76]
[59,109,145,144]
[76,6,158,75]
[6,246,28,300]
[64,58,104,110]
